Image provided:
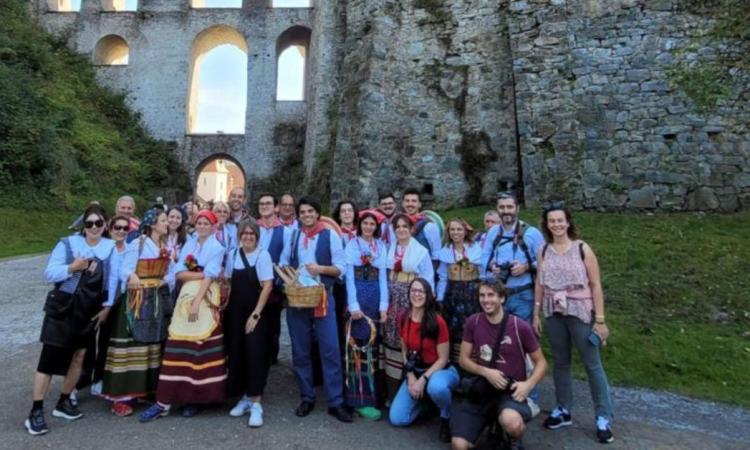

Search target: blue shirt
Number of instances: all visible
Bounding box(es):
[480,222,545,288]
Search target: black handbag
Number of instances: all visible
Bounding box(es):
[460,313,510,402]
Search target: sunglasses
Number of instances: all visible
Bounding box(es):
[112,225,129,232]
[543,201,566,213]
[496,191,516,200]
[84,219,105,229]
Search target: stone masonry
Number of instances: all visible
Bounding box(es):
[32,0,750,211]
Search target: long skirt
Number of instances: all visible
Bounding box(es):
[101,291,165,401]
[345,276,382,408]
[382,279,410,402]
[443,279,480,362]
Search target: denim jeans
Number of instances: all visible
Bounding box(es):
[389,365,459,426]
[505,288,539,403]
[545,314,614,419]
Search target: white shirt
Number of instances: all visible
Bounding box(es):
[45,235,116,306]
[226,247,274,282]
[386,238,435,291]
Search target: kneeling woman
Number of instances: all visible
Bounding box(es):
[140,210,227,421]
[224,220,274,427]
[389,278,457,444]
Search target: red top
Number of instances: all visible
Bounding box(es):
[399,314,450,365]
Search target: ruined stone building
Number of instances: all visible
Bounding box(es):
[33,0,750,210]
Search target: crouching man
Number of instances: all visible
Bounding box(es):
[451,281,547,450]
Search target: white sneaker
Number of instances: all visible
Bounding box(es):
[229,396,252,417]
[90,381,103,397]
[527,398,540,418]
[248,403,263,428]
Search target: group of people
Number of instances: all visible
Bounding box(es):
[26,188,615,449]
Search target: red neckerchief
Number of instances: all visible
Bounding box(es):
[258,216,282,230]
[280,215,297,227]
[394,243,407,272]
[342,226,356,241]
[405,213,425,225]
[301,221,327,249]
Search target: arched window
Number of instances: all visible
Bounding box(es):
[276,26,311,101]
[101,0,138,11]
[187,25,248,134]
[190,0,242,8]
[47,0,81,11]
[272,0,312,7]
[93,35,129,65]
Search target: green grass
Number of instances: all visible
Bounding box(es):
[3,205,749,407]
[444,207,750,407]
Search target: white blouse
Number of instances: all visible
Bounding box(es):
[226,247,274,282]
[436,242,482,301]
[386,238,435,291]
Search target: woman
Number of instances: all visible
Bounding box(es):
[213,201,236,255]
[334,200,359,246]
[166,206,188,263]
[140,210,227,421]
[25,205,115,436]
[383,214,434,402]
[388,278,457,444]
[101,208,173,417]
[532,203,614,444]
[474,210,500,251]
[343,210,388,420]
[224,220,274,427]
[436,218,482,362]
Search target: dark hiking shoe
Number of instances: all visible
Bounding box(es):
[543,406,572,430]
[25,409,49,435]
[52,398,83,420]
[596,416,614,443]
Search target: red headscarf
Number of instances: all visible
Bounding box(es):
[358,208,386,225]
[194,209,218,226]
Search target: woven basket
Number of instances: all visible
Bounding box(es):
[285,284,324,308]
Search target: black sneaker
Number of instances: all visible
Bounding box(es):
[52,398,83,420]
[438,418,451,443]
[543,406,572,430]
[510,438,525,450]
[24,409,49,436]
[596,416,614,443]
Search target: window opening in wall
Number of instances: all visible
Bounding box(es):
[272,0,312,7]
[190,0,242,8]
[101,0,138,11]
[196,157,245,204]
[93,35,129,65]
[47,0,81,12]
[187,25,248,135]
[276,26,311,101]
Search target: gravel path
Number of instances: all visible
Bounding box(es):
[1,254,748,449]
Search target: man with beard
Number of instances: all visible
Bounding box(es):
[377,192,398,246]
[228,187,252,224]
[401,188,441,264]
[278,193,299,231]
[480,192,544,325]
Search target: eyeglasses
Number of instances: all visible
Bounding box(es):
[241,231,256,237]
[543,201,566,213]
[84,219,104,229]
[410,288,426,295]
[112,225,129,232]
[259,201,274,206]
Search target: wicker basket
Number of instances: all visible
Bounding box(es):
[285,284,324,308]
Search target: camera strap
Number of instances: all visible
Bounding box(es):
[488,312,510,369]
[406,318,424,356]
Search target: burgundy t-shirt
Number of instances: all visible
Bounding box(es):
[462,313,539,382]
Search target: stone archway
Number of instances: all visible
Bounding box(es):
[194,154,246,205]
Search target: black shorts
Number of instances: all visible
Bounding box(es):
[37,344,81,376]
[450,394,532,444]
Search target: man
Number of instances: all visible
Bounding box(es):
[279,198,351,423]
[228,187,252,224]
[255,194,293,365]
[278,193,299,231]
[451,281,547,450]
[376,191,398,246]
[480,192,544,324]
[115,196,140,232]
[401,188,441,263]
[475,210,501,251]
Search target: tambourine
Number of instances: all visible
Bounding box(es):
[423,210,445,240]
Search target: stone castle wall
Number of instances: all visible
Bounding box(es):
[32,0,750,210]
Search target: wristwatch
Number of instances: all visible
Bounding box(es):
[251,313,260,320]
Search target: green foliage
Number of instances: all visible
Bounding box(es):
[669,0,750,109]
[0,0,190,210]
[443,206,750,406]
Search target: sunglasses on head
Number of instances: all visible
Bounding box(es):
[84,219,105,229]
[112,224,129,232]
[543,201,566,213]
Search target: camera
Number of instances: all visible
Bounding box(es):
[496,261,513,283]
[404,350,422,374]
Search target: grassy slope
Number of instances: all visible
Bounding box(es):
[444,207,750,407]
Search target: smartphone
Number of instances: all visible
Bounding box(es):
[588,330,601,347]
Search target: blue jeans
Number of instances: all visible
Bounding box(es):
[389,365,459,426]
[504,288,534,323]
[286,290,344,407]
[545,314,614,419]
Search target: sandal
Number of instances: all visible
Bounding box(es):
[111,401,133,417]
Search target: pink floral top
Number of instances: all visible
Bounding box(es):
[540,240,594,324]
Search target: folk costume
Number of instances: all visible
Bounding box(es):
[407,213,442,262]
[343,236,388,410]
[436,242,482,362]
[223,247,274,398]
[279,222,347,408]
[155,230,227,406]
[383,238,434,400]
[101,215,173,405]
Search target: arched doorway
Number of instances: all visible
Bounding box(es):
[195,156,246,206]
